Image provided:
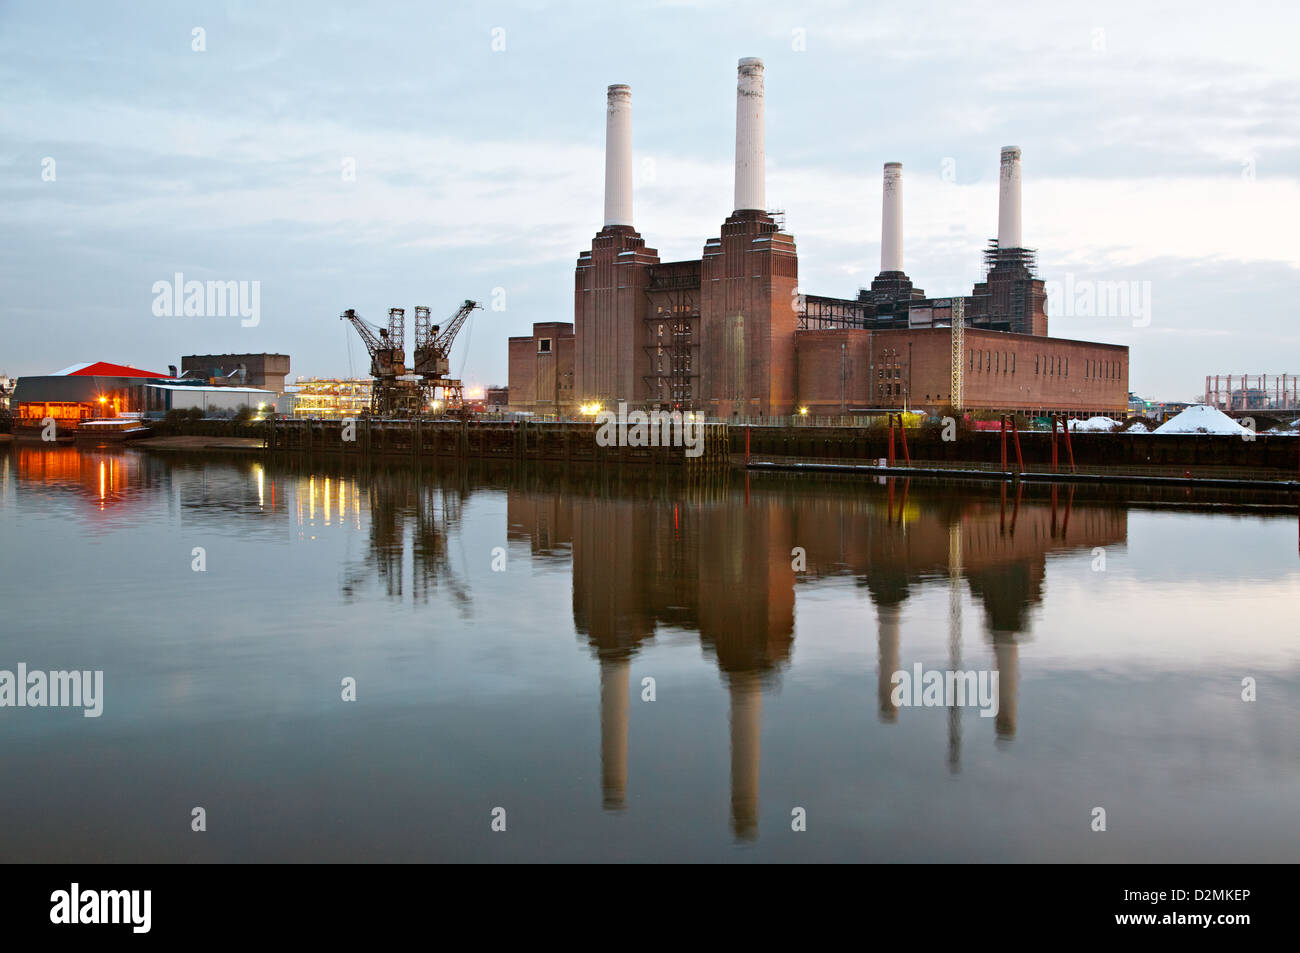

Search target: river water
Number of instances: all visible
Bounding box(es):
[1,444,1297,862]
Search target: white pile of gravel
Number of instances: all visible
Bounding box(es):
[1068,416,1119,433]
[1153,405,1253,436]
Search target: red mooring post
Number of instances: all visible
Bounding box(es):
[1000,416,1008,472]
[898,415,911,464]
[745,426,751,464]
[1051,417,1059,472]
[888,419,896,467]
[1063,419,1077,473]
[1010,415,1024,472]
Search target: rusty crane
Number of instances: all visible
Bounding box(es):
[413,299,481,413]
[341,299,481,417]
[340,307,421,417]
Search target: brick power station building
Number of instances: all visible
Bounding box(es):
[509,59,1128,419]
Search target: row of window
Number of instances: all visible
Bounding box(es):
[17,401,91,420]
[966,349,1125,381]
[1086,359,1122,380]
[970,350,1018,375]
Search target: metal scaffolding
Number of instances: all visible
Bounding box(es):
[643,273,699,409]
[1204,374,1300,412]
[950,297,964,411]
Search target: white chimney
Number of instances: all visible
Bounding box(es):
[734,57,765,213]
[998,146,1022,250]
[603,84,633,227]
[881,162,904,273]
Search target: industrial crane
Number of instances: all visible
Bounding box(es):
[341,299,482,417]
[413,299,481,413]
[340,307,421,416]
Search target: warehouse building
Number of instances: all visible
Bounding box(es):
[145,383,276,415]
[10,361,172,431]
[179,353,291,393]
[10,361,277,434]
[508,322,576,416]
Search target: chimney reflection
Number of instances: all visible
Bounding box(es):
[698,499,795,841]
[570,496,660,812]
[993,638,1019,742]
[600,657,631,810]
[729,671,763,840]
[504,474,1129,838]
[876,602,902,723]
[948,522,963,773]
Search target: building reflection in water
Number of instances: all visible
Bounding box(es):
[10,445,143,511]
[3,447,472,609]
[296,464,472,611]
[4,447,1130,840]
[509,474,1127,840]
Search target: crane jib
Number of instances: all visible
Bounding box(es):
[340,300,483,417]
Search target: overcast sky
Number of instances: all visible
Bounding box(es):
[2,0,1297,400]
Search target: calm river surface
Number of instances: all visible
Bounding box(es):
[1,444,1297,862]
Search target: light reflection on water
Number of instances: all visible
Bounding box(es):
[0,444,1297,862]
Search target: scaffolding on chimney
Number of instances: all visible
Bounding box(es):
[983,241,1039,335]
[983,241,1038,277]
[949,297,964,411]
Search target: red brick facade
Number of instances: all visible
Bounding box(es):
[699,210,799,418]
[569,215,1125,419]
[508,322,575,416]
[797,327,1128,416]
[574,226,658,405]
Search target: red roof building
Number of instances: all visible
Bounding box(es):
[52,362,171,378]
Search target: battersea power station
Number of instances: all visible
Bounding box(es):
[508,58,1129,419]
